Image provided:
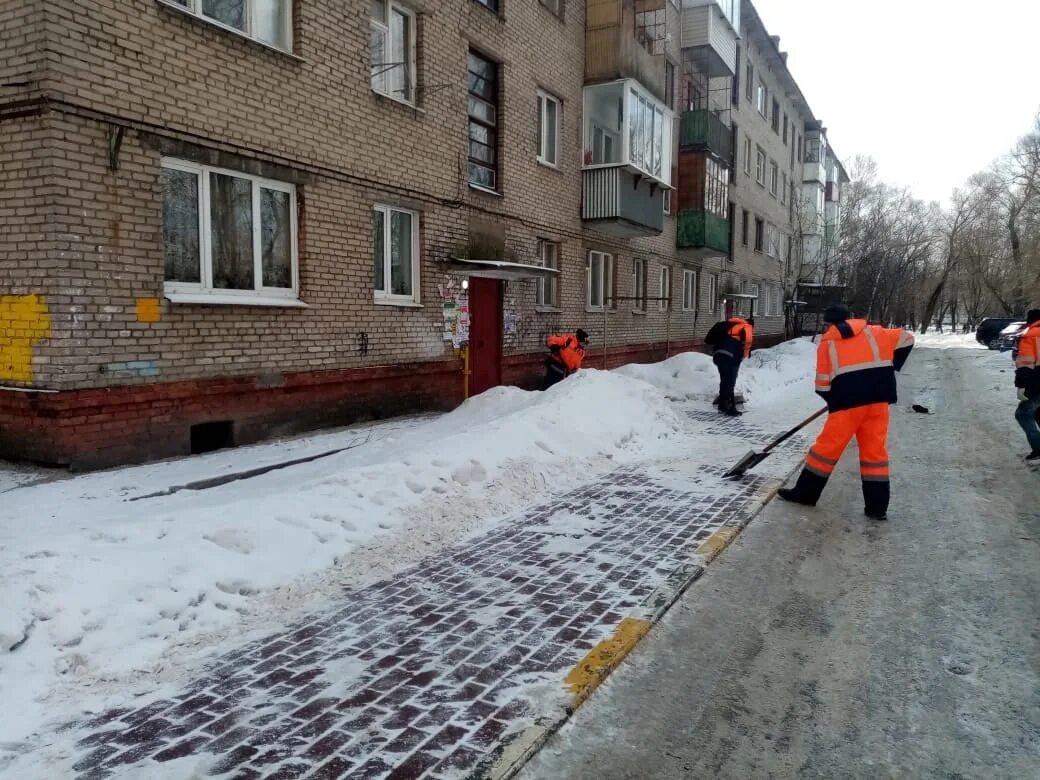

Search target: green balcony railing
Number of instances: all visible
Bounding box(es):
[679,109,733,162]
[677,210,730,254]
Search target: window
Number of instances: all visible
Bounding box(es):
[774,286,782,317]
[744,282,760,317]
[707,273,718,317]
[659,266,671,311]
[372,205,420,303]
[741,209,750,246]
[769,161,779,197]
[797,134,803,163]
[782,113,789,144]
[682,269,697,311]
[771,99,780,133]
[168,0,292,50]
[161,158,298,303]
[633,258,647,311]
[754,217,764,252]
[537,91,560,167]
[732,47,741,106]
[780,172,788,204]
[587,250,614,310]
[536,240,559,309]
[468,51,499,191]
[370,1,415,103]
[665,61,676,110]
[583,81,672,185]
[755,147,766,185]
[663,187,672,215]
[540,0,561,14]
[756,81,766,116]
[704,158,729,218]
[743,136,752,175]
[472,0,498,11]
[745,61,754,102]
[766,223,777,258]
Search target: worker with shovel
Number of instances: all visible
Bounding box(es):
[777,304,914,521]
[705,315,754,416]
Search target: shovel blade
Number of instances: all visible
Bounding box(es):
[723,450,771,479]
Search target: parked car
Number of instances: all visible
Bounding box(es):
[976,317,1018,348]
[996,321,1028,355]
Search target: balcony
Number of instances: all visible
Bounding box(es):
[679,109,733,162]
[679,1,738,78]
[586,0,667,103]
[583,167,664,237]
[677,209,730,255]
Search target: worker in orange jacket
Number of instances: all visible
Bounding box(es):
[1013,309,1040,460]
[543,329,589,390]
[705,315,754,416]
[779,304,914,521]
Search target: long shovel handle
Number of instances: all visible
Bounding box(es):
[761,407,827,454]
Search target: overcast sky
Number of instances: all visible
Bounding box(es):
[750,0,1040,205]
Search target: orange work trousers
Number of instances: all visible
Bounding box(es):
[804,402,890,483]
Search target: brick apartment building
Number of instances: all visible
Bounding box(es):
[0,0,846,469]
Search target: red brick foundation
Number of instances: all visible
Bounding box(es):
[0,360,464,470]
[0,335,789,470]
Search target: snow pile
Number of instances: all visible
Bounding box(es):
[0,369,687,744]
[617,337,817,409]
[914,330,986,349]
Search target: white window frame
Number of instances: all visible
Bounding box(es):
[536,239,560,309]
[161,158,301,306]
[707,273,718,318]
[780,171,788,204]
[582,80,673,187]
[756,81,767,116]
[743,136,752,176]
[161,0,293,52]
[632,258,647,312]
[371,0,417,105]
[755,147,766,186]
[586,250,613,311]
[769,161,779,197]
[659,266,671,311]
[372,204,422,305]
[682,269,697,312]
[537,91,561,168]
[766,223,777,258]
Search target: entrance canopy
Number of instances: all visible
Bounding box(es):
[445,257,560,281]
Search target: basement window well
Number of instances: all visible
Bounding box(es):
[190,421,235,454]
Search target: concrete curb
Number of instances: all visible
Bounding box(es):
[486,475,788,780]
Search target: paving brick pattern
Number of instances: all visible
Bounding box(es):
[49,410,804,780]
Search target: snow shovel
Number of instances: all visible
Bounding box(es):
[723,407,827,479]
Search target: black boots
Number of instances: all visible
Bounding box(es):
[779,471,891,521]
[862,480,890,521]
[777,469,828,507]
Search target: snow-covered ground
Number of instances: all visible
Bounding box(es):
[0,339,817,750]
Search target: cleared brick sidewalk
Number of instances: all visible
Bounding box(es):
[32,412,808,780]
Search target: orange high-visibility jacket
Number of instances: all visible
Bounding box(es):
[814,319,914,412]
[1015,321,1040,396]
[713,317,754,360]
[546,334,586,373]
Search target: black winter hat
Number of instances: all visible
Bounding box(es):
[1027,309,1040,324]
[575,328,589,343]
[823,303,851,324]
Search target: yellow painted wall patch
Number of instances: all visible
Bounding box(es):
[564,616,651,709]
[0,294,51,383]
[136,298,161,323]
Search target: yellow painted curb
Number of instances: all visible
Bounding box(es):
[563,617,652,710]
[696,526,740,562]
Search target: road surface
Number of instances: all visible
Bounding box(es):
[520,343,1040,779]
